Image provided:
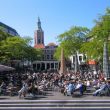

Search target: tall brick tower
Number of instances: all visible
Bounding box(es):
[34,17,45,49]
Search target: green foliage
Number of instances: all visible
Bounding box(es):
[0,26,13,41]
[55,7,110,63]
[80,7,110,61]
[0,35,42,63]
[54,26,89,60]
[0,26,43,65]
[90,8,110,40]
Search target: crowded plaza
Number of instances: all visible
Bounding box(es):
[0,67,110,99]
[0,0,110,106]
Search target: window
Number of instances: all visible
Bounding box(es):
[73,56,75,62]
[38,39,40,43]
[47,55,49,60]
[79,56,82,61]
[51,55,53,59]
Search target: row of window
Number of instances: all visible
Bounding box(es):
[44,54,53,60]
[44,49,55,54]
[73,55,86,62]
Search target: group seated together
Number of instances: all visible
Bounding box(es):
[60,79,110,97]
[60,80,87,96]
[0,70,110,98]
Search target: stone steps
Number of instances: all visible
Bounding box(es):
[0,107,110,110]
[0,103,110,107]
[0,100,110,110]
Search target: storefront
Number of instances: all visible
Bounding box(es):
[32,61,60,72]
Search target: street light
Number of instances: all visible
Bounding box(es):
[74,51,79,73]
[103,41,110,80]
[103,30,110,80]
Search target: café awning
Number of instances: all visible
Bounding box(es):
[88,60,97,65]
[0,64,15,72]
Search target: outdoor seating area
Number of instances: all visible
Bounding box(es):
[0,63,110,102]
[0,1,110,110]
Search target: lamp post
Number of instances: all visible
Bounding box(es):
[74,51,79,73]
[102,15,110,80]
[103,40,110,80]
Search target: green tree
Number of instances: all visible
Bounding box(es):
[0,36,42,64]
[0,27,13,41]
[80,7,110,61]
[54,26,89,60]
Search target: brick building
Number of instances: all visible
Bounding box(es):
[33,18,59,71]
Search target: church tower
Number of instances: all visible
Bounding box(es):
[34,17,45,49]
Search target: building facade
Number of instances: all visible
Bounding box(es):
[69,51,87,71]
[33,18,59,71]
[0,22,19,36]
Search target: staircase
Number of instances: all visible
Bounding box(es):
[0,100,110,110]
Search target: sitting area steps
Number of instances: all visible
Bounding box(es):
[62,86,96,96]
[0,100,110,110]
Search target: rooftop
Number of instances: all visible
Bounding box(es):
[47,42,57,46]
[34,44,45,49]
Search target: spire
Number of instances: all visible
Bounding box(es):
[37,17,42,30]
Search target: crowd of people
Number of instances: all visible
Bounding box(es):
[0,70,110,98]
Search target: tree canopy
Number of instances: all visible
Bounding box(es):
[55,7,110,64]
[0,30,42,64]
[54,26,90,60]
[80,7,110,61]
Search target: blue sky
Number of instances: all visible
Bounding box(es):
[0,0,110,45]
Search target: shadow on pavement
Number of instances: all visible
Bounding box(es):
[24,95,48,100]
[0,97,10,100]
[72,94,88,98]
